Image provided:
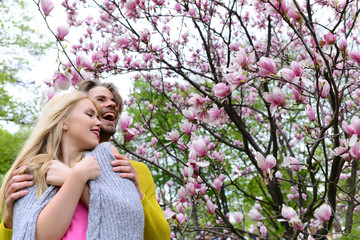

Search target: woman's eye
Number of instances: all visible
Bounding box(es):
[86,113,93,117]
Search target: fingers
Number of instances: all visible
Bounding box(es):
[5,178,33,194]
[113,153,128,160]
[111,159,132,167]
[119,172,136,182]
[5,175,33,197]
[112,165,133,173]
[12,165,28,175]
[5,190,29,206]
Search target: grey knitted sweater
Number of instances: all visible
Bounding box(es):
[12,142,144,240]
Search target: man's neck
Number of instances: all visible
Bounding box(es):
[99,135,111,143]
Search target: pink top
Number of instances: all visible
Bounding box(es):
[62,201,88,240]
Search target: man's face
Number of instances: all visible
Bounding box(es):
[88,86,119,142]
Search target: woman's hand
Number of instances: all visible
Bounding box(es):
[46,160,72,186]
[74,156,100,182]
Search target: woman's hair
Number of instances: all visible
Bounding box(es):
[0,91,100,211]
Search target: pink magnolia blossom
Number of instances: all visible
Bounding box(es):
[136,143,148,156]
[349,51,360,64]
[290,216,305,231]
[283,157,301,171]
[174,3,181,12]
[342,116,360,137]
[260,225,267,237]
[232,48,255,70]
[152,0,165,6]
[256,152,276,173]
[291,61,304,77]
[199,185,207,195]
[182,107,197,121]
[42,87,56,101]
[125,128,139,142]
[229,42,241,51]
[91,52,107,67]
[225,71,246,89]
[291,88,306,103]
[218,174,226,182]
[192,138,208,157]
[188,8,196,18]
[248,224,256,234]
[205,199,215,215]
[176,213,186,225]
[213,83,230,98]
[281,204,296,221]
[305,104,316,122]
[248,208,261,221]
[178,187,187,203]
[206,105,228,126]
[53,72,71,90]
[188,93,209,110]
[165,130,180,143]
[324,32,337,45]
[41,0,54,16]
[151,137,158,146]
[286,5,301,23]
[275,171,282,179]
[350,142,360,160]
[163,208,176,219]
[57,25,70,41]
[186,182,196,196]
[314,204,332,223]
[278,68,295,82]
[213,178,223,191]
[124,0,140,18]
[318,79,330,98]
[338,38,347,51]
[265,0,286,15]
[233,212,243,224]
[263,87,286,116]
[258,57,277,77]
[119,115,133,132]
[180,120,195,135]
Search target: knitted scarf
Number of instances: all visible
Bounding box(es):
[12,142,144,240]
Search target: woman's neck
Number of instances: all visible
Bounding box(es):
[59,139,80,166]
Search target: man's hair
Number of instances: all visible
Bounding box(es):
[76,80,123,114]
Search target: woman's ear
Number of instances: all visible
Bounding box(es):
[62,122,69,131]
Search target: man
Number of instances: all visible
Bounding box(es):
[0,80,171,240]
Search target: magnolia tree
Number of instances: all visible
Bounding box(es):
[36,0,360,238]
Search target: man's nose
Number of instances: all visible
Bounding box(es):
[104,99,116,108]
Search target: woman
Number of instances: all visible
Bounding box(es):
[0,92,144,239]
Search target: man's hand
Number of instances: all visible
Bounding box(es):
[46,160,72,186]
[110,145,144,199]
[4,166,34,229]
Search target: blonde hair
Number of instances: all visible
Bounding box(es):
[0,91,100,212]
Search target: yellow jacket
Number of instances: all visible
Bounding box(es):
[0,160,170,240]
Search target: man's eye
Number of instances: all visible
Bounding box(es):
[97,98,104,102]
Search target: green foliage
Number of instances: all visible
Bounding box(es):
[0,126,30,177]
[0,0,51,125]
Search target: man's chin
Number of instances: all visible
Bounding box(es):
[100,126,117,138]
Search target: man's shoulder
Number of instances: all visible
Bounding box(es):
[129,160,149,172]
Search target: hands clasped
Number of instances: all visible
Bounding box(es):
[46,156,100,186]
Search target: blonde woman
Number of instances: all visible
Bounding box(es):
[0,92,144,239]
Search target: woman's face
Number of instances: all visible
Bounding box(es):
[63,98,102,151]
